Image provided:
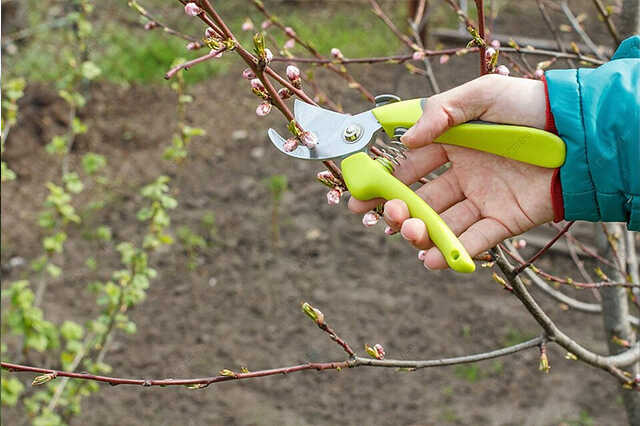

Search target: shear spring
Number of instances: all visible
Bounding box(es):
[370,137,408,168]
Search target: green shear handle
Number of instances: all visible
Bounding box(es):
[341,98,566,273]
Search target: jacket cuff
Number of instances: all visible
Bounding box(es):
[545,68,600,222]
[542,75,564,222]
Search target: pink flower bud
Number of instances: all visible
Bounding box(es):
[242,68,256,80]
[418,250,427,261]
[384,225,396,236]
[484,47,496,61]
[534,68,544,79]
[330,48,344,60]
[283,137,298,152]
[362,212,379,228]
[278,87,292,100]
[491,39,501,49]
[327,188,342,205]
[144,21,158,31]
[242,18,254,32]
[205,27,216,38]
[365,344,385,360]
[516,239,527,249]
[439,55,450,64]
[373,344,386,360]
[412,50,425,61]
[186,42,199,51]
[184,2,202,16]
[261,20,272,30]
[264,48,273,64]
[495,65,510,76]
[286,65,301,81]
[284,38,296,50]
[317,170,334,181]
[317,170,340,188]
[256,102,272,116]
[284,27,296,37]
[250,78,264,91]
[300,131,318,149]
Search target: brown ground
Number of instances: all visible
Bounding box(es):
[1,1,632,425]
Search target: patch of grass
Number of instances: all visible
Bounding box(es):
[439,408,460,423]
[454,364,484,383]
[558,410,595,426]
[6,21,228,86]
[98,23,229,85]
[502,327,536,347]
[269,10,402,59]
[6,3,403,86]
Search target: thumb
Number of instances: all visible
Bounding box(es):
[400,74,547,149]
[400,74,499,149]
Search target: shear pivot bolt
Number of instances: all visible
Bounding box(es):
[343,124,363,143]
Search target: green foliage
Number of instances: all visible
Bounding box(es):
[264,174,288,202]
[46,136,69,157]
[94,226,112,242]
[1,374,25,406]
[1,77,26,181]
[178,226,207,251]
[41,183,81,226]
[1,161,17,182]
[63,173,84,194]
[43,232,67,255]
[1,77,26,128]
[163,61,206,163]
[2,281,60,353]
[81,153,106,175]
[177,226,207,270]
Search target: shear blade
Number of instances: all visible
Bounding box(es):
[267,100,381,161]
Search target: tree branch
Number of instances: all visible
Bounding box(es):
[560,0,608,60]
[492,247,640,386]
[592,0,622,45]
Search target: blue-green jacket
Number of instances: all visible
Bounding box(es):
[546,35,639,231]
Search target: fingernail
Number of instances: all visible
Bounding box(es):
[418,250,426,261]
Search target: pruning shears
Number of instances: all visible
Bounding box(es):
[267,95,566,273]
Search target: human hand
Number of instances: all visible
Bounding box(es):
[349,74,556,270]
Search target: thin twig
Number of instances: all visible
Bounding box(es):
[535,0,576,68]
[560,0,608,60]
[500,244,638,289]
[164,47,227,79]
[504,241,639,325]
[252,0,375,102]
[474,0,488,74]
[492,248,639,385]
[129,0,200,44]
[592,0,621,45]
[0,336,545,388]
[514,221,575,275]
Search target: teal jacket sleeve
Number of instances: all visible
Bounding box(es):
[545,36,639,231]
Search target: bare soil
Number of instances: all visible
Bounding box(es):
[1,2,631,425]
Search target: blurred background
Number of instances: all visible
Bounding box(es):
[1,1,634,425]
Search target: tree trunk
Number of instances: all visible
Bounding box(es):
[596,223,640,425]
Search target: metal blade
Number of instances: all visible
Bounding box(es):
[267,100,382,161]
